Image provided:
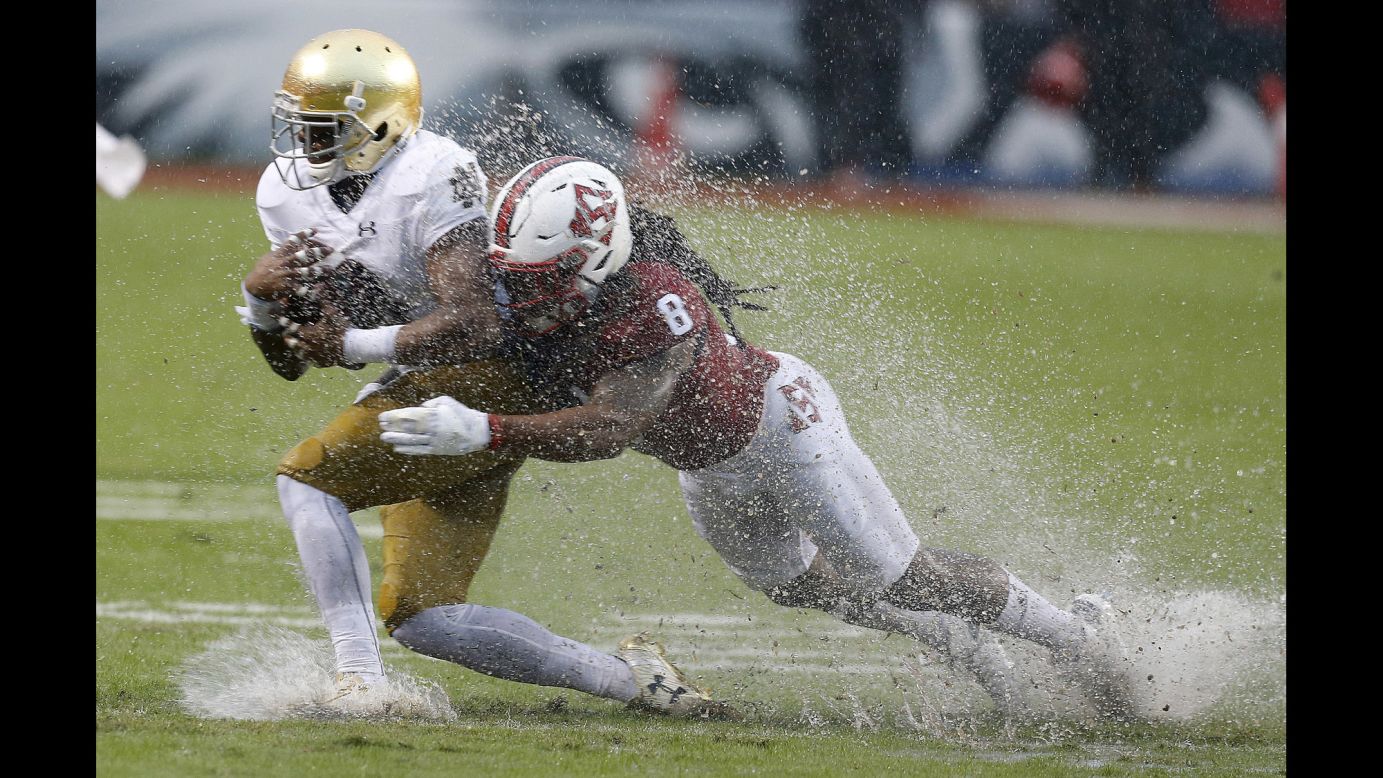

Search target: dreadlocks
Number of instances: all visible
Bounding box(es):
[627,203,774,342]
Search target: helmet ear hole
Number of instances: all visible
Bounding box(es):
[373,122,389,141]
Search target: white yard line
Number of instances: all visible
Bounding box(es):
[96,599,903,674]
[97,481,912,676]
[96,480,384,538]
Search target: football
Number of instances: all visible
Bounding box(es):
[280,259,409,329]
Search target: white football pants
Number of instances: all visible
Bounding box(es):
[679,352,920,593]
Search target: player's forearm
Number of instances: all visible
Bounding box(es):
[392,219,502,366]
[489,406,646,462]
[391,309,504,366]
[491,344,691,459]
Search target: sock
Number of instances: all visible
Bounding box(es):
[277,475,385,682]
[835,600,966,657]
[834,600,1018,706]
[393,604,639,702]
[992,573,1084,652]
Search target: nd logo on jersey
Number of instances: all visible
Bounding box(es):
[449,162,483,209]
[778,377,822,433]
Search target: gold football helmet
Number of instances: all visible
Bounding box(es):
[271,29,422,190]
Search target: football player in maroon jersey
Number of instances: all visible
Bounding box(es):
[381,157,1138,719]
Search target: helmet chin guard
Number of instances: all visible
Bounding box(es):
[488,157,633,336]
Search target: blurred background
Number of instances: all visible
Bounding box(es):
[96,0,1285,199]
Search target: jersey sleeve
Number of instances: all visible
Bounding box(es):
[255,163,295,248]
[598,264,711,368]
[412,143,490,250]
[259,217,292,248]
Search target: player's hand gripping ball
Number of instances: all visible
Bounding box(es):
[244,228,334,320]
[246,228,406,328]
[283,300,351,368]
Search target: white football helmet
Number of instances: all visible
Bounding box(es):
[488,157,633,336]
[270,29,422,190]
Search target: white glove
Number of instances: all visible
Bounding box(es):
[378,396,491,456]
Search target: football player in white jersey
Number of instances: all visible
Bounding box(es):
[380,158,1140,720]
[237,30,713,716]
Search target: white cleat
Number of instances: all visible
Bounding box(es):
[1056,594,1137,720]
[617,634,718,717]
[289,672,392,719]
[325,672,373,704]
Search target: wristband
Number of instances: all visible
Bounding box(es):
[241,283,282,332]
[342,325,403,364]
[487,414,505,451]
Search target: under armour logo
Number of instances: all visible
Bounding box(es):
[358,221,377,237]
[647,674,687,704]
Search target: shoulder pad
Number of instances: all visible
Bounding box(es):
[255,163,292,211]
[384,131,474,197]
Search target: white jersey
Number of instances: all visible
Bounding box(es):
[256,130,489,323]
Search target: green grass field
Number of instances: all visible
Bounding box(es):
[96,188,1285,776]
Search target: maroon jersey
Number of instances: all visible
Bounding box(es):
[518,261,779,470]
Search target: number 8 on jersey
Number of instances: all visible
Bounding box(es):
[657,294,694,335]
